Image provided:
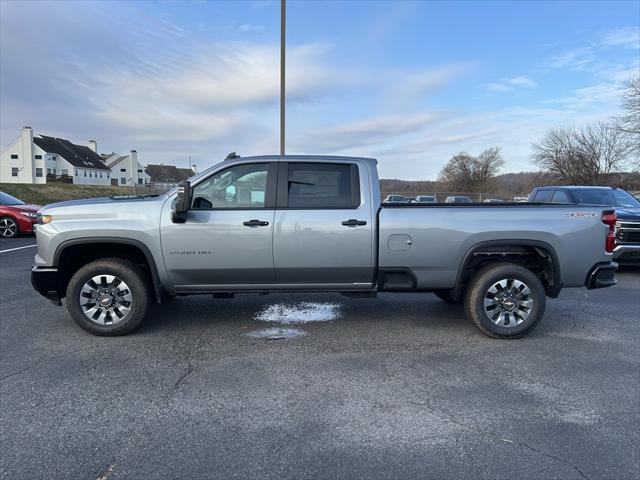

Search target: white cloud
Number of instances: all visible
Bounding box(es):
[600,26,640,49]
[238,23,264,32]
[485,76,538,92]
[296,113,443,153]
[545,47,595,70]
[400,63,475,98]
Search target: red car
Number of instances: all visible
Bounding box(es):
[0,191,41,238]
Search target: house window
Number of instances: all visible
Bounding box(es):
[53,168,56,175]
[120,178,126,184]
[52,155,57,160]
[75,170,78,176]
[11,167,18,176]
[35,155,42,160]
[47,168,52,174]
[120,168,126,172]
[138,178,143,185]
[61,169,68,176]
[84,171,87,177]
[138,169,143,173]
[10,154,18,159]
[99,172,102,178]
[107,173,110,179]
[89,171,92,177]
[36,168,43,177]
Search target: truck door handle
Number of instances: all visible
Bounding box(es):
[243,219,269,227]
[341,219,367,227]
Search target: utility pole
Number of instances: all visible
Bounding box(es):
[280,0,286,156]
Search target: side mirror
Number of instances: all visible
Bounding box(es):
[171,180,191,223]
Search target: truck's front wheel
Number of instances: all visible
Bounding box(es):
[66,258,149,336]
[464,263,546,339]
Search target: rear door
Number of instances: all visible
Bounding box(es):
[273,161,375,288]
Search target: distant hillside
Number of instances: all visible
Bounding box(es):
[0,183,160,205]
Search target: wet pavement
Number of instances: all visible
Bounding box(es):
[1,236,639,479]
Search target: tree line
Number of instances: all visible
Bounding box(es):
[436,76,639,193]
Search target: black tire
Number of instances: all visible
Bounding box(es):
[464,262,546,339]
[0,216,19,238]
[433,289,461,304]
[66,257,150,336]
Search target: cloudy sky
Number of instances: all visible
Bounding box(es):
[1,0,638,179]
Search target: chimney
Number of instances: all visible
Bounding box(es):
[88,140,97,153]
[130,150,138,184]
[21,126,34,183]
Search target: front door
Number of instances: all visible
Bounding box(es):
[273,162,375,288]
[160,162,277,288]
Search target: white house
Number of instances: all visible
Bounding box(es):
[0,127,111,185]
[101,150,150,186]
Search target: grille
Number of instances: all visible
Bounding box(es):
[616,221,640,244]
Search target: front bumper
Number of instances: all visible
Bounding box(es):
[31,266,62,305]
[613,244,640,264]
[586,262,618,289]
[17,216,37,233]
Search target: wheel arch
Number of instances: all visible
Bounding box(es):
[453,240,562,301]
[53,237,164,302]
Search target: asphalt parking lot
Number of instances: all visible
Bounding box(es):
[1,236,639,480]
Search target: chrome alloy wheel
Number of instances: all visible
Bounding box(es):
[79,274,133,325]
[0,217,18,237]
[483,278,534,327]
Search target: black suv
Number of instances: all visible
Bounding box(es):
[529,186,640,265]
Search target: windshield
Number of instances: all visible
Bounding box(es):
[0,192,25,206]
[572,189,640,208]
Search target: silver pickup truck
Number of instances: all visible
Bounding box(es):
[32,155,618,338]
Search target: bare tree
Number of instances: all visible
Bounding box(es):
[439,147,505,192]
[532,122,634,184]
[617,76,640,139]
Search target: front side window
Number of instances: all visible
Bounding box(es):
[120,178,126,184]
[286,163,359,208]
[191,163,268,210]
[35,168,43,177]
[35,155,42,160]
[11,167,18,176]
[10,154,18,159]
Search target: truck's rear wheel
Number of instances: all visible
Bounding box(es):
[464,263,546,339]
[66,258,149,336]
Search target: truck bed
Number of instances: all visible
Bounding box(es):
[378,202,613,290]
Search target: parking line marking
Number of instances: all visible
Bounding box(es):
[0,244,37,254]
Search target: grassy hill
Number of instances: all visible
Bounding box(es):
[0,183,161,205]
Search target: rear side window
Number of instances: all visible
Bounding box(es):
[551,190,569,203]
[533,190,553,202]
[286,163,360,209]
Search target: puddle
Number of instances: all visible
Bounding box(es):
[246,327,307,340]
[255,302,341,324]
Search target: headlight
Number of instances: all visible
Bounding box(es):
[20,211,38,218]
[37,214,52,224]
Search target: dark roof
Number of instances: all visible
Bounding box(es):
[33,135,109,170]
[145,164,194,183]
